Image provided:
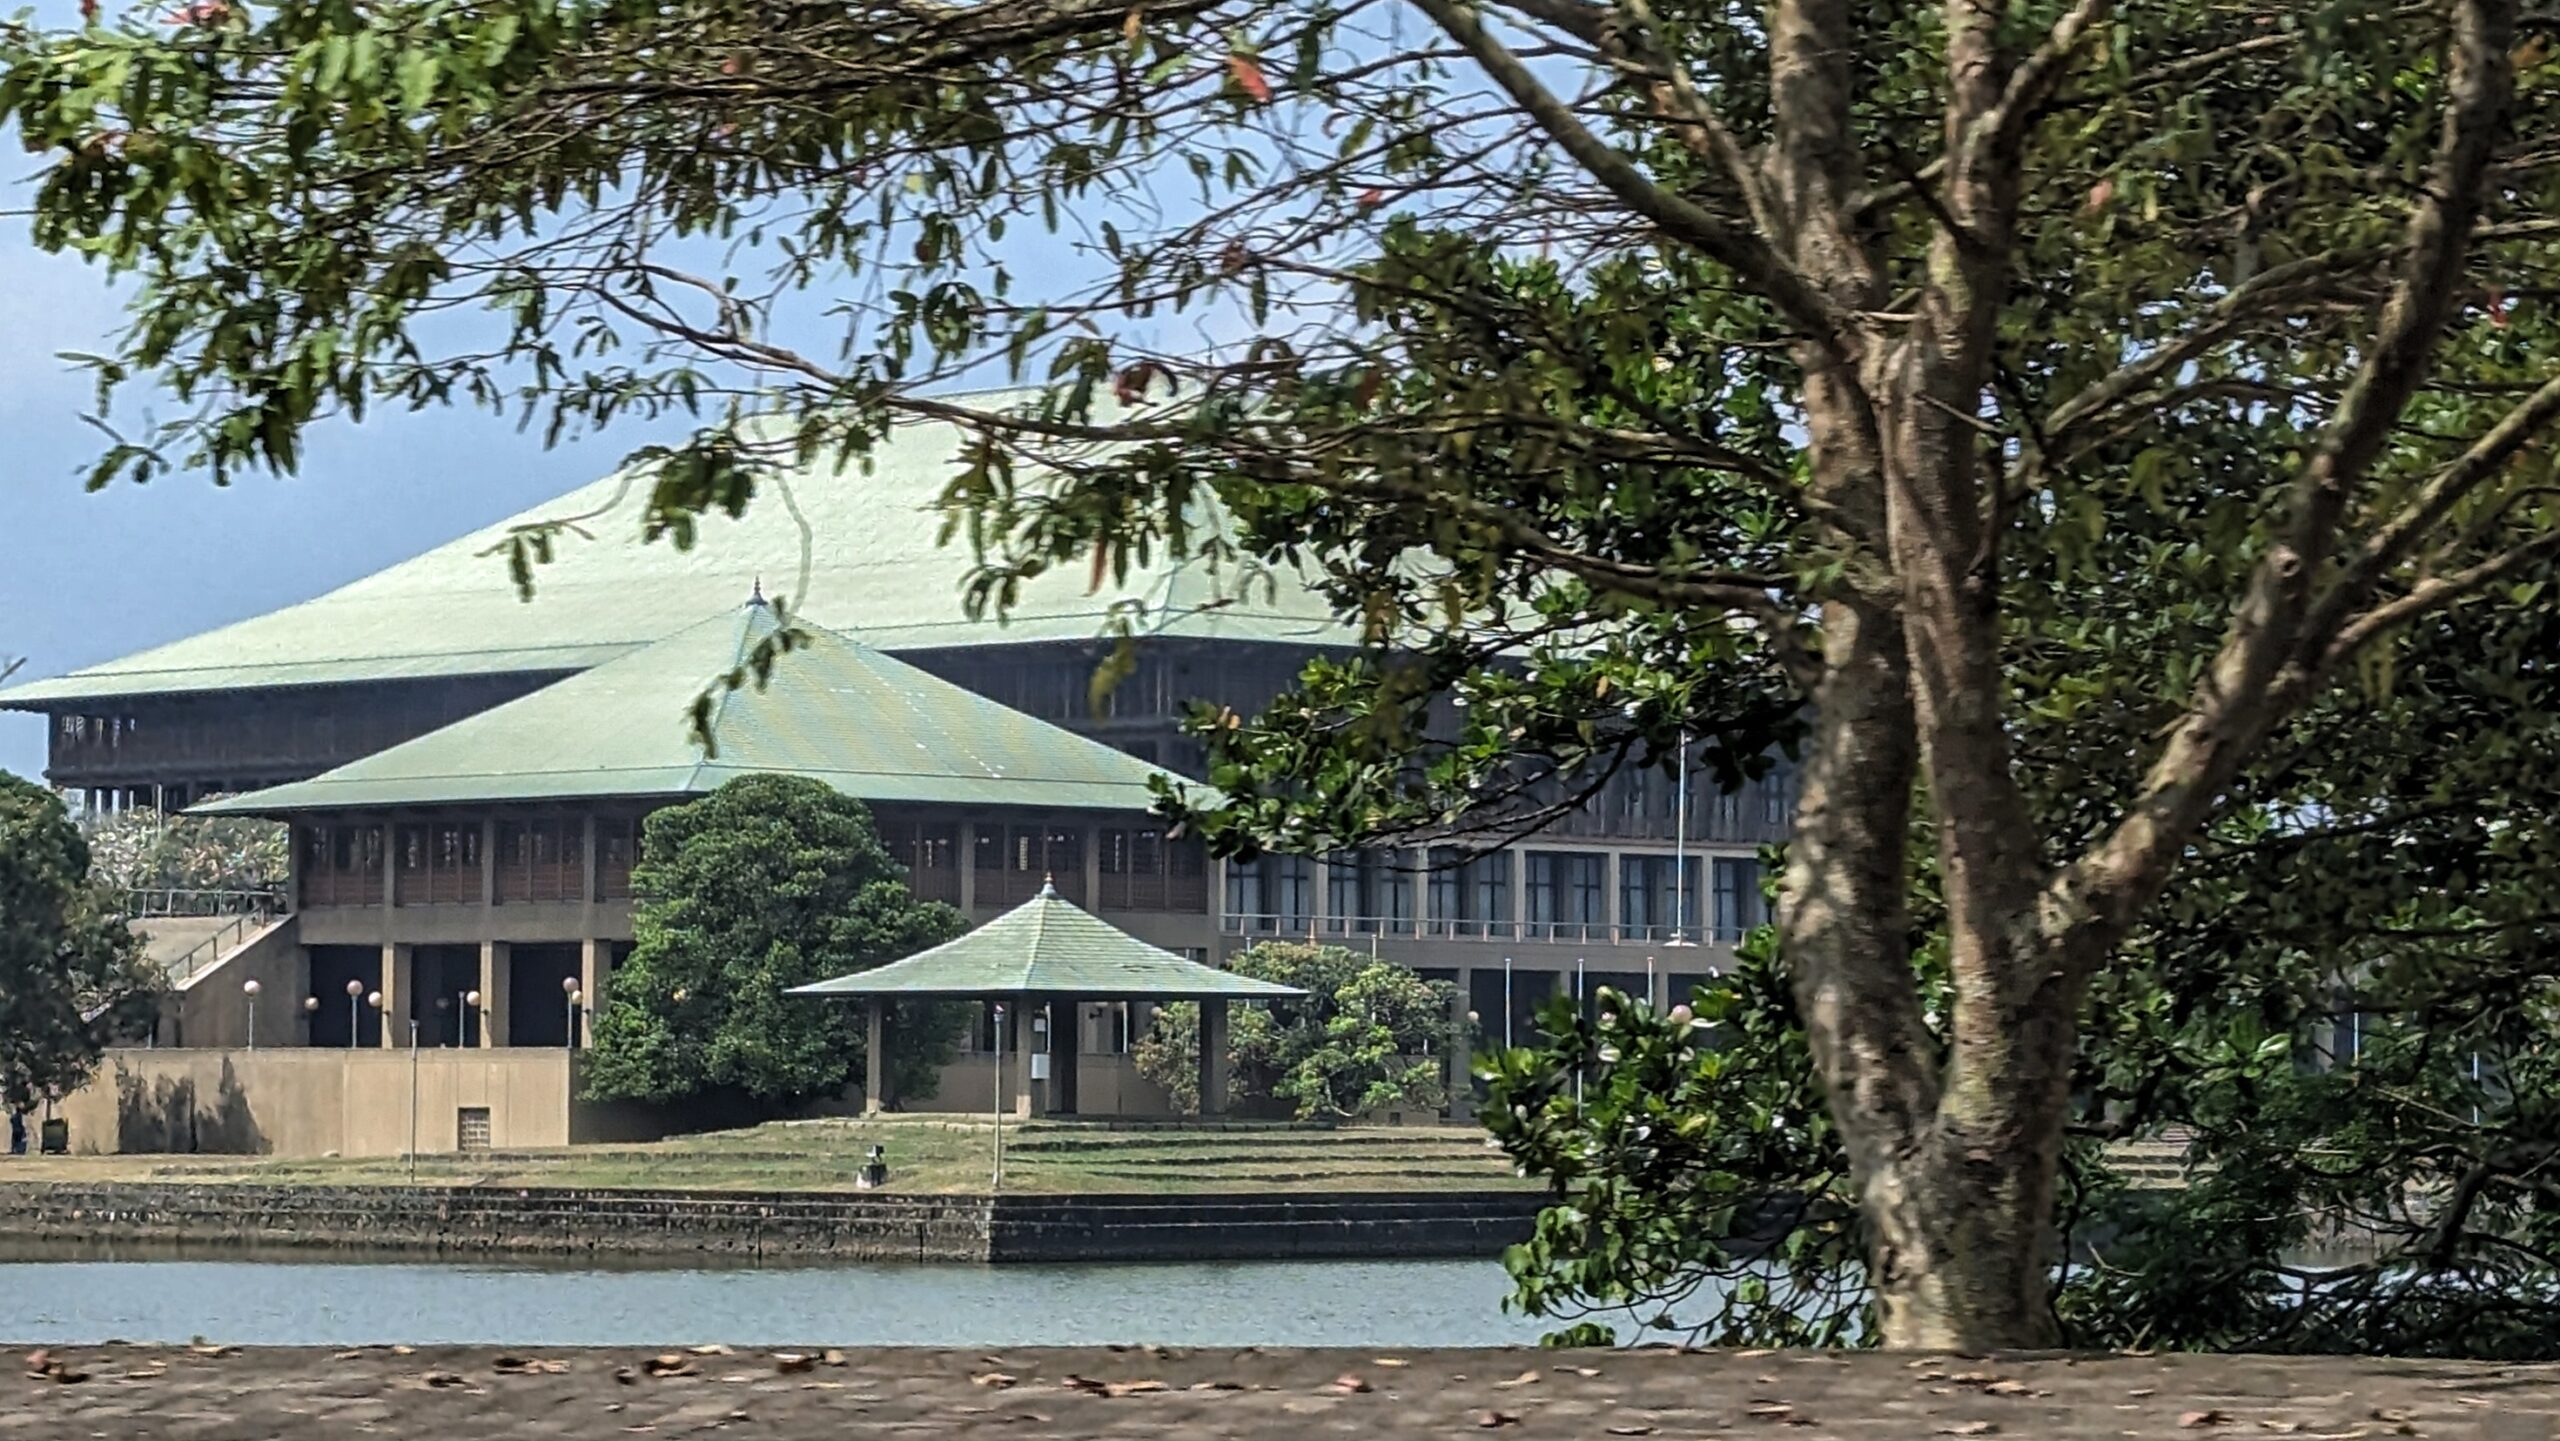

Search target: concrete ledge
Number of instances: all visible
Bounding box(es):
[0,1184,1543,1263]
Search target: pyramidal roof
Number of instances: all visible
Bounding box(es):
[0,394,1349,707]
[196,602,1173,815]
[789,882,1305,1000]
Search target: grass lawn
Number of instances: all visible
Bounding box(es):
[0,1117,1539,1195]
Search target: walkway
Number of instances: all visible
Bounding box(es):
[8,1345,2552,1438]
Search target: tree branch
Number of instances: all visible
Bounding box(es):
[1407,0,1850,345]
[2055,0,2520,951]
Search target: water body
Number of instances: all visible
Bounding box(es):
[0,1250,1570,1348]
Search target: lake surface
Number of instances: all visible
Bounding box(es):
[0,1250,1574,1348]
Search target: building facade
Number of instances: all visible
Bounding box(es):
[7,407,1791,1152]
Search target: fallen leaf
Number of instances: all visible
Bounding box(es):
[1985,1380,2034,1397]
[1329,1373,1373,1395]
[2183,1412,2234,1429]
[687,1344,734,1357]
[642,1355,694,1378]
[1558,1366,1602,1378]
[391,1346,417,1357]
[1476,1410,1521,1428]
[1374,1357,1410,1368]
[773,1354,815,1375]
[974,1373,1019,1389]
[2129,1390,2159,1399]
[1496,1370,1543,1389]
[1188,1380,1246,1392]
[187,1343,239,1359]
[614,1368,638,1386]
[23,1349,50,1375]
[1104,1379,1170,1398]
[1226,53,1273,104]
[2259,1424,2303,1434]
[421,1371,467,1389]
[822,1350,847,1367]
[1607,1427,1659,1436]
[1748,1401,1798,1422]
[1937,1425,1998,1438]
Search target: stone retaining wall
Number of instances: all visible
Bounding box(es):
[0,1184,1543,1263]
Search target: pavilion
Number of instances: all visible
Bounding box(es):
[791,881,1302,1118]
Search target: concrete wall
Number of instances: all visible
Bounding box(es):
[57,1049,573,1159]
[898,1054,1178,1119]
[161,917,305,1050]
[0,1182,1539,1262]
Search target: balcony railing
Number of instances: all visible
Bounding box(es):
[123,887,287,919]
[1222,913,1739,946]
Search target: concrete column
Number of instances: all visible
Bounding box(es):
[479,818,498,908]
[1197,997,1230,1117]
[1048,998,1079,1117]
[381,818,398,909]
[1506,850,1525,941]
[863,999,889,1115]
[1603,851,1623,943]
[477,941,511,1047]
[578,938,609,1047]
[1082,823,1103,912]
[957,821,979,912]
[378,943,413,1048]
[1448,966,1475,1120]
[1010,1001,1038,1118]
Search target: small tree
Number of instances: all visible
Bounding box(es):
[580,776,967,1112]
[0,776,157,1116]
[1135,942,1459,1120]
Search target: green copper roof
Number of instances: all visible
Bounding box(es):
[790,884,1305,1000]
[0,393,1350,708]
[195,604,1174,815]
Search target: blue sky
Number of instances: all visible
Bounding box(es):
[0,231,639,783]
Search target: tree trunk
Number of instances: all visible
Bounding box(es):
[1864,1128,2064,1350]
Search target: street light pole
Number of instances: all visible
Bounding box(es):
[346,979,364,1048]
[242,978,261,1050]
[563,975,583,1050]
[990,1001,1007,1192]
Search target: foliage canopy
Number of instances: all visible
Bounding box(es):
[1133,940,1459,1119]
[582,775,968,1110]
[0,775,156,1115]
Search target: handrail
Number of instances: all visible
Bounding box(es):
[160,905,283,987]
[123,886,287,919]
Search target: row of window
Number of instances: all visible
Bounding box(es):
[297,819,638,907]
[1226,849,1773,942]
[879,820,1211,911]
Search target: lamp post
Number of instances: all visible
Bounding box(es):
[990,1001,1007,1192]
[346,979,364,1048]
[562,975,583,1050]
[303,994,319,1043]
[242,978,262,1050]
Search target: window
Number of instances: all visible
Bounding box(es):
[1619,855,1701,942]
[1712,856,1768,942]
[1324,850,1414,936]
[1427,849,1513,938]
[1525,851,1606,941]
[456,1108,492,1152]
[1224,855,1313,933]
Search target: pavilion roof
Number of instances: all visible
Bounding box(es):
[195,603,1173,815]
[789,884,1305,1001]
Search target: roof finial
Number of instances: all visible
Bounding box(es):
[1040,873,1058,898]
[748,576,768,608]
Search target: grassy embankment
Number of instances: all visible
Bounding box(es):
[1,1118,1538,1195]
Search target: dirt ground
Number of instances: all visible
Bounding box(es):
[3,1344,2555,1439]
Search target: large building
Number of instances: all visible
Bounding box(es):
[3,407,1791,1153]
